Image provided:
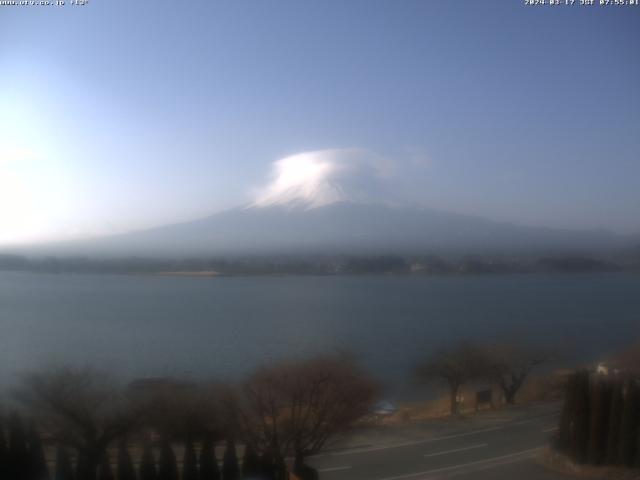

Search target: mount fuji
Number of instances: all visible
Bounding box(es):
[26,149,628,258]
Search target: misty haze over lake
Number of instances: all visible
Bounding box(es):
[2,271,638,398]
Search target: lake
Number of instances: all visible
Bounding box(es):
[1,271,639,398]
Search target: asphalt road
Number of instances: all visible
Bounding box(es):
[307,403,571,480]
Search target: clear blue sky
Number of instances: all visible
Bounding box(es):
[1,0,639,244]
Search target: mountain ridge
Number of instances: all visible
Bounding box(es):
[15,200,633,258]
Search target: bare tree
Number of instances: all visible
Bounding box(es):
[416,342,486,415]
[130,379,222,441]
[481,342,549,404]
[15,367,143,480]
[238,353,378,465]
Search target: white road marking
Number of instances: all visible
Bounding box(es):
[314,426,502,457]
[424,443,487,458]
[542,426,558,433]
[318,465,352,473]
[314,412,558,458]
[375,447,543,480]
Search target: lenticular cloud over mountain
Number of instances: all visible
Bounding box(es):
[250,149,399,209]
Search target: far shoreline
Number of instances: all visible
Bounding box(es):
[153,270,220,277]
[1,269,639,279]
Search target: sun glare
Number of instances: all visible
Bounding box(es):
[0,148,71,245]
[0,83,74,245]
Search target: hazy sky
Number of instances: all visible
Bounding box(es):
[1,0,639,245]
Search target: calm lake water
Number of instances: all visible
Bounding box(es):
[1,271,639,397]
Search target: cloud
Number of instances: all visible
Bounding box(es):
[250,148,399,209]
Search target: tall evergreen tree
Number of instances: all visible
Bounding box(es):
[557,372,578,454]
[0,416,9,480]
[568,370,590,464]
[182,438,198,480]
[618,379,639,467]
[98,453,114,480]
[221,440,239,480]
[259,450,275,480]
[198,435,219,480]
[9,411,30,480]
[606,379,624,464]
[241,444,260,479]
[635,420,640,468]
[157,440,178,480]
[116,443,136,480]
[54,446,74,480]
[139,442,156,480]
[587,377,609,465]
[27,424,50,480]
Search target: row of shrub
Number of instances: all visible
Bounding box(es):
[555,370,640,468]
[0,412,314,480]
